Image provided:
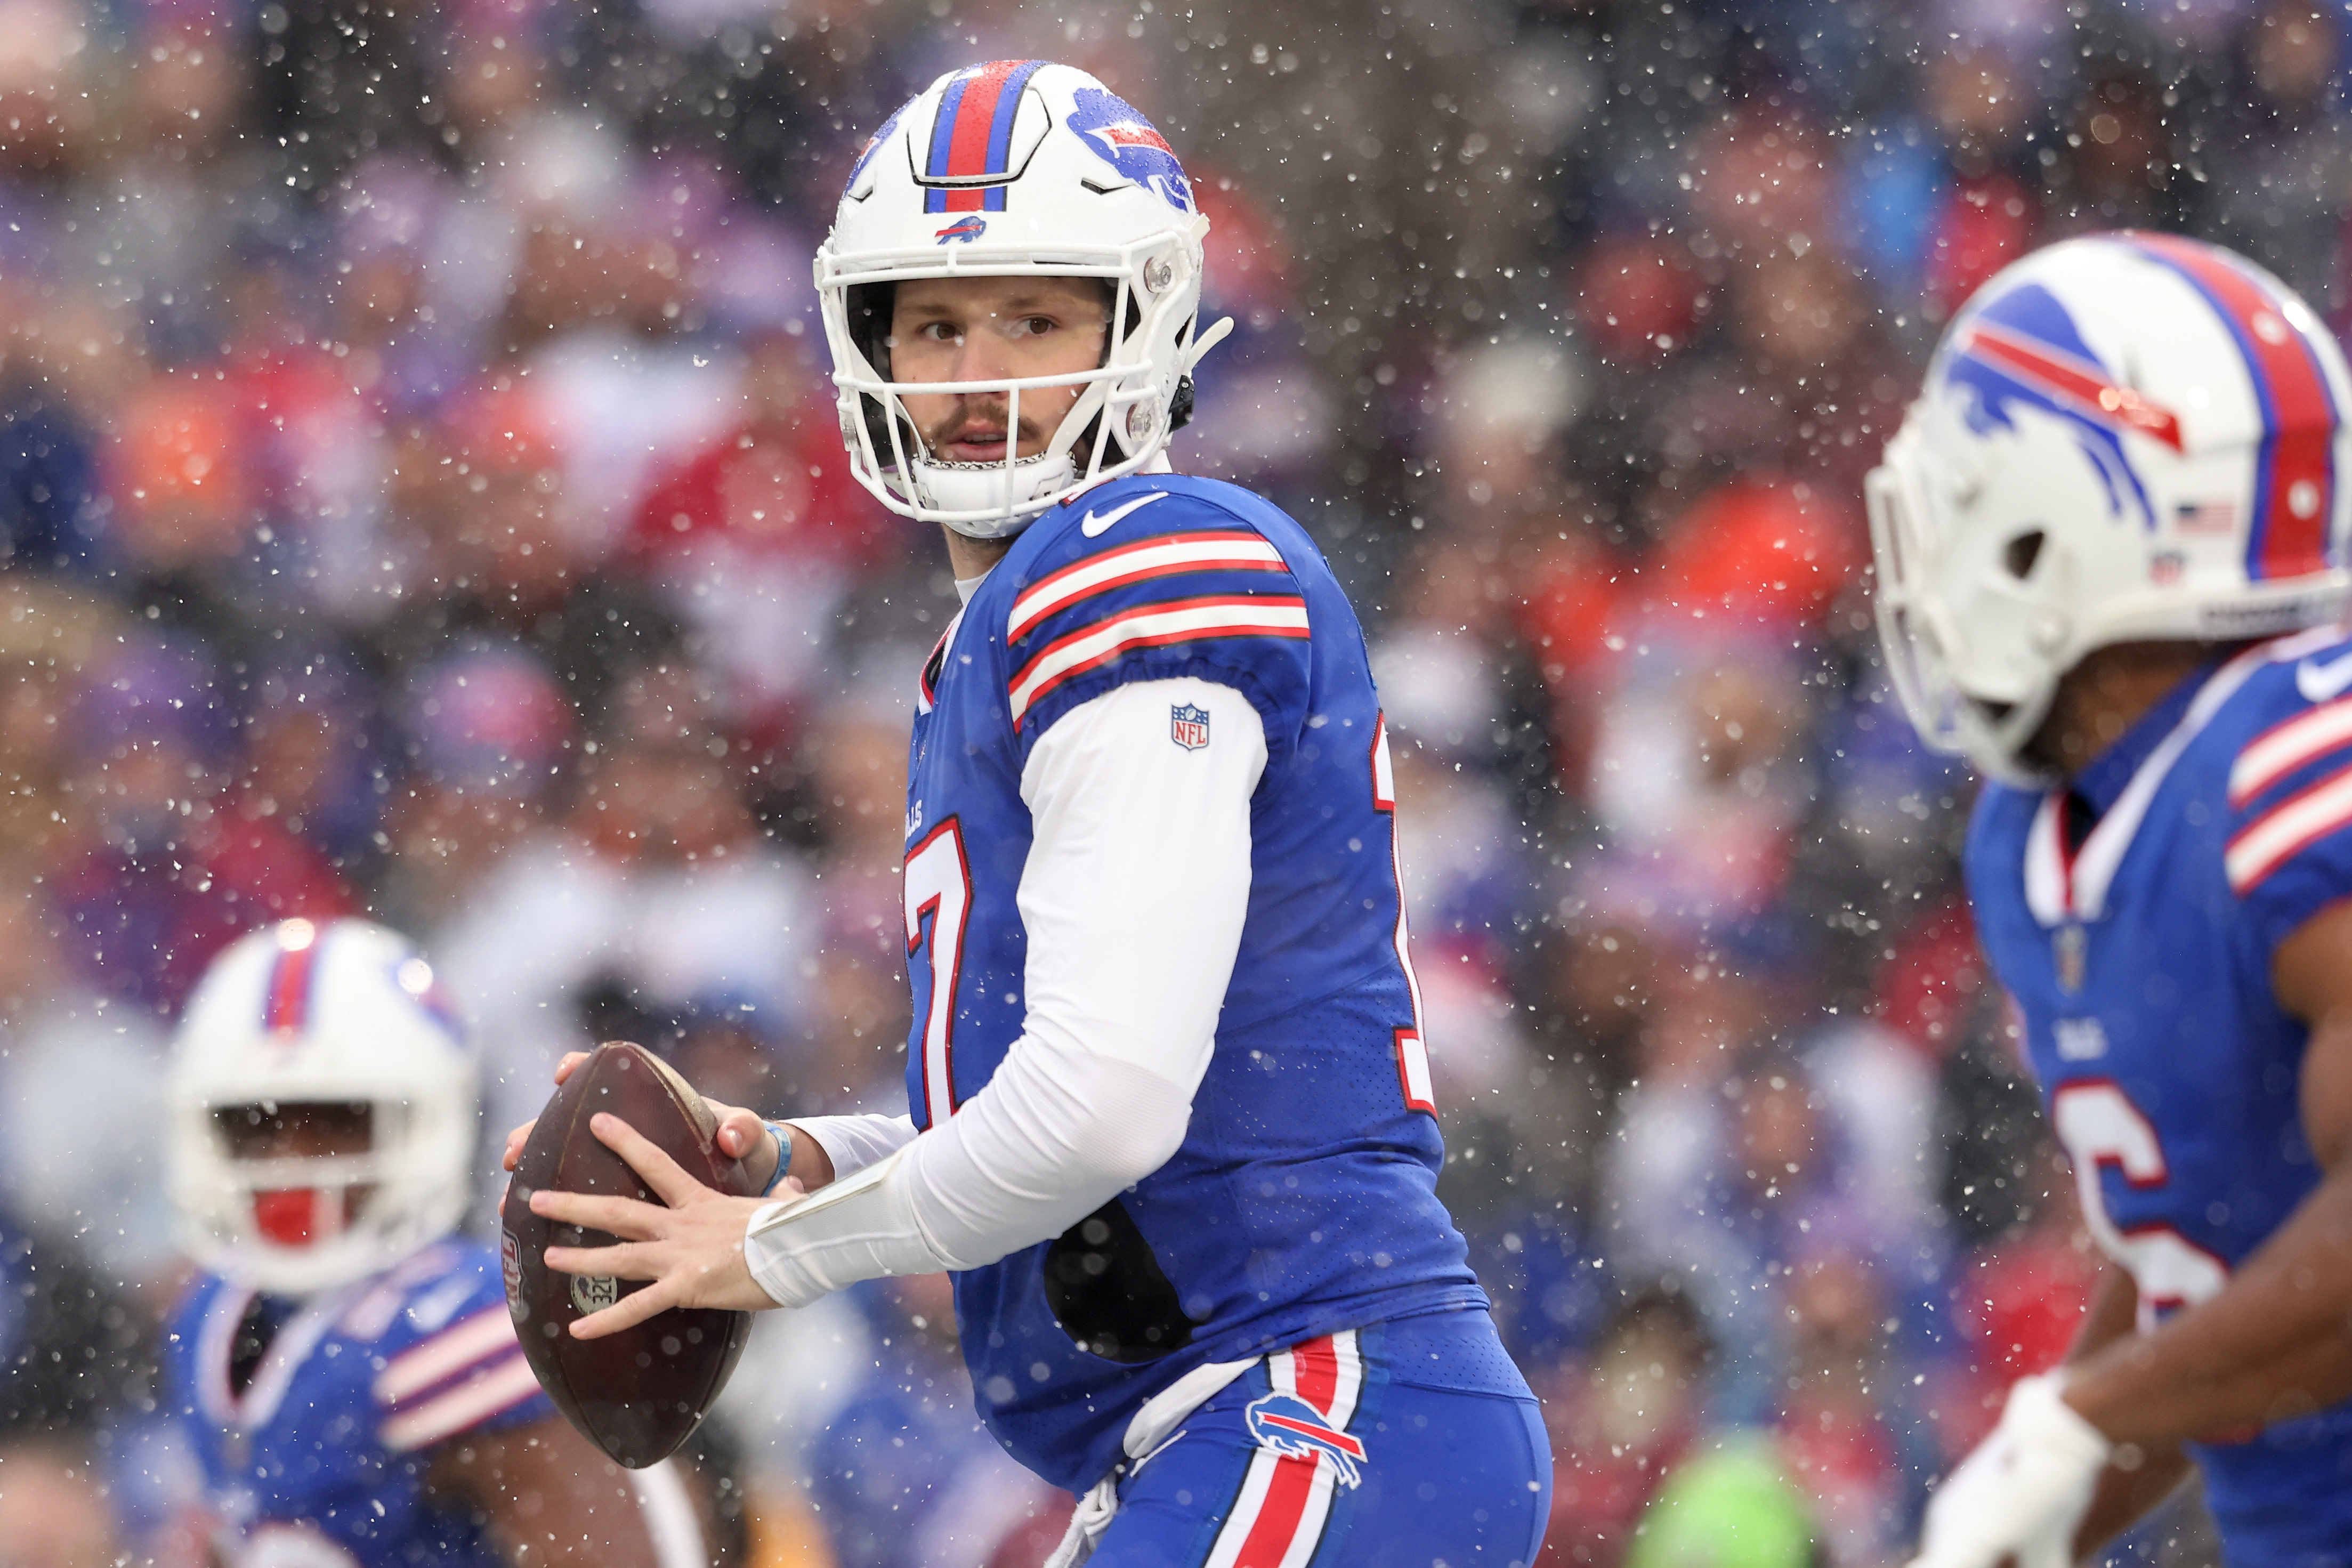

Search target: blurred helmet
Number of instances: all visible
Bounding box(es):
[815,60,1234,538]
[167,918,476,1296]
[1869,232,2352,785]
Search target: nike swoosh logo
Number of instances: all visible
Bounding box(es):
[2298,650,2352,704]
[1080,491,1169,537]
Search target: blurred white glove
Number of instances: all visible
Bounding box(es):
[1910,1373,2113,1568]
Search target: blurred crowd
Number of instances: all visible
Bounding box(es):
[2,0,2342,1563]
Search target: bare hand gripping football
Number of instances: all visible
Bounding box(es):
[498,1041,783,1467]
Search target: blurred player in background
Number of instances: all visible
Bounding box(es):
[1872,233,2352,1568]
[164,917,706,1568]
[511,59,1549,1568]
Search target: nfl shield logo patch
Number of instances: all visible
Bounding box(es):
[1170,703,1211,750]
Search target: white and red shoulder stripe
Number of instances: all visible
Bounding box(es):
[374,1307,541,1452]
[1006,594,1308,725]
[378,1352,541,1452]
[2230,696,2352,806]
[1006,531,1289,646]
[373,1307,520,1407]
[2227,760,2352,895]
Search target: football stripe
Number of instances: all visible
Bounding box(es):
[1007,596,1310,724]
[378,1351,541,1452]
[2227,765,2352,893]
[2131,233,2338,580]
[1006,532,1287,644]
[374,1307,522,1406]
[2232,696,2352,805]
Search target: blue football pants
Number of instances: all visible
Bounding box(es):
[1085,1321,1551,1568]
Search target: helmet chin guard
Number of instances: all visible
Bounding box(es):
[1869,232,2352,782]
[816,61,1234,539]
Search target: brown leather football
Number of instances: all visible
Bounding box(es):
[499,1040,756,1468]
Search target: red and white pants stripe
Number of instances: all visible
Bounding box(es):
[1200,1331,1366,1568]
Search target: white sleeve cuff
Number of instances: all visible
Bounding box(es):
[740,1045,1195,1306]
[784,1113,918,1183]
[743,1146,955,1309]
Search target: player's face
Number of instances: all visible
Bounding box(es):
[216,1101,373,1161]
[887,276,1109,465]
[217,1102,375,1242]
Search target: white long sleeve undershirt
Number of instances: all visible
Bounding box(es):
[746,674,1266,1306]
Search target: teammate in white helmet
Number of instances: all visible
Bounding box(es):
[509,60,1549,1567]
[1873,232,2352,1568]
[162,918,702,1568]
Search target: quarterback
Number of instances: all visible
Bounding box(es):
[1873,232,2352,1568]
[160,918,701,1568]
[508,60,1549,1568]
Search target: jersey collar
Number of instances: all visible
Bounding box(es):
[196,1282,349,1433]
[2021,633,2334,926]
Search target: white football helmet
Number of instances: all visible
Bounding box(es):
[167,918,478,1296]
[815,60,1234,538]
[1869,231,2352,785]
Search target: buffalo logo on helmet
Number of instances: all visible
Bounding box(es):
[1243,1391,1367,1487]
[1941,282,2173,532]
[1066,87,1193,213]
[936,215,989,245]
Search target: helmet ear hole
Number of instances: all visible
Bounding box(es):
[1971,696,2018,726]
[2005,530,2047,580]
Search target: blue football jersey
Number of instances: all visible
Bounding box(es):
[1967,627,2352,1566]
[164,1238,554,1568]
[903,472,1490,1492]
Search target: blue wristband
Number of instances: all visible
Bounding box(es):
[760,1121,794,1197]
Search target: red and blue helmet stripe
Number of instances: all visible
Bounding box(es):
[924,60,1048,214]
[2124,231,2341,582]
[263,925,321,1034]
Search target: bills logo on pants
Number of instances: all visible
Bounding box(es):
[1207,1332,1366,1568]
[1244,1394,1364,1488]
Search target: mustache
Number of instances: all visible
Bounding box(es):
[922,397,1048,454]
